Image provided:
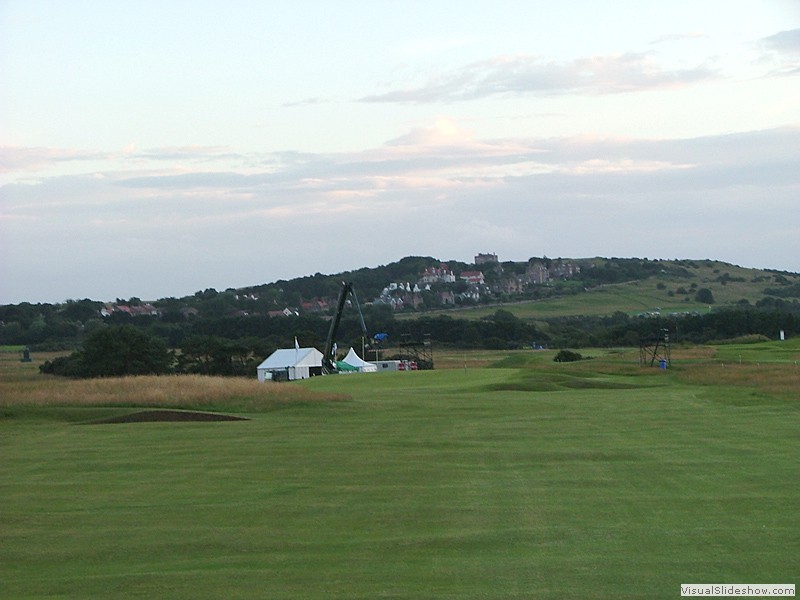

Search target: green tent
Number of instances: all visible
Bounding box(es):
[335,360,359,372]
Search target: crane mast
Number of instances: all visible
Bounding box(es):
[322,281,367,374]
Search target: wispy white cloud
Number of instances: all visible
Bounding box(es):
[136,146,241,161]
[649,32,708,45]
[760,29,800,54]
[0,146,107,173]
[0,145,251,178]
[281,97,331,108]
[23,124,785,204]
[758,29,800,76]
[359,52,719,103]
[386,117,475,146]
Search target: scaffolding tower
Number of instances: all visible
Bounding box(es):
[639,329,671,367]
[398,333,434,370]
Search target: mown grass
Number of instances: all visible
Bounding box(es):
[1,346,798,599]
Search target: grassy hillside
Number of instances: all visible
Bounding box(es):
[2,345,798,598]
[411,259,800,321]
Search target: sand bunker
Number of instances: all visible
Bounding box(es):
[86,410,249,424]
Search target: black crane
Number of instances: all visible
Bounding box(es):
[321,281,367,374]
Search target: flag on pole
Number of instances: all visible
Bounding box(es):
[293,337,299,380]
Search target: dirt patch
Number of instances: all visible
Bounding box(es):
[85,410,249,424]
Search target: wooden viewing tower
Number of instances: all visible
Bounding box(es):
[639,329,671,368]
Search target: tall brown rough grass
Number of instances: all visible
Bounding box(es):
[677,362,800,401]
[0,371,349,413]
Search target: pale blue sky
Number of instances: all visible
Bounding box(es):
[1,1,799,303]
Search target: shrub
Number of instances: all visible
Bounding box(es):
[554,349,583,363]
[695,288,715,304]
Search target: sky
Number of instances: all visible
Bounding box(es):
[1,1,799,304]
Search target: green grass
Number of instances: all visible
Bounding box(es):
[402,283,697,321]
[2,350,798,599]
[402,260,800,321]
[711,337,800,364]
[0,345,28,352]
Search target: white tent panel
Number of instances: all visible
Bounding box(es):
[257,347,323,381]
[341,347,377,373]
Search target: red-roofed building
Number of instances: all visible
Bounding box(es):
[459,271,485,285]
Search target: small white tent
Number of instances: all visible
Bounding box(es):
[257,347,323,382]
[341,347,377,373]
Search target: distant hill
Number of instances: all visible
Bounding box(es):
[2,256,799,351]
[237,255,800,320]
[411,258,800,321]
[3,255,800,319]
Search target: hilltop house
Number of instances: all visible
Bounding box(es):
[300,299,329,313]
[475,252,499,266]
[459,271,485,285]
[439,290,455,305]
[496,276,526,294]
[550,259,581,279]
[528,262,550,285]
[375,283,423,310]
[267,307,299,318]
[419,264,456,284]
[102,303,161,318]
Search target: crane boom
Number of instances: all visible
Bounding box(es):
[321,281,367,374]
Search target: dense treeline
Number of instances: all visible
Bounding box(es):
[37,305,800,378]
[6,256,800,378]
[7,300,800,359]
[540,306,799,349]
[5,257,800,351]
[391,306,799,350]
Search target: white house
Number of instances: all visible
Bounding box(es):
[257,347,323,382]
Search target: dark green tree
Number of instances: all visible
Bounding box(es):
[40,325,172,377]
[178,335,266,376]
[81,325,172,376]
[695,288,715,304]
[60,299,102,322]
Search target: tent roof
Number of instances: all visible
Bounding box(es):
[342,347,369,367]
[257,347,322,369]
[341,348,377,372]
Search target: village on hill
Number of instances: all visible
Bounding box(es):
[98,253,582,320]
[370,253,579,312]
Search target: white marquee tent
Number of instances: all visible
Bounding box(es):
[341,347,377,373]
[257,347,323,382]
